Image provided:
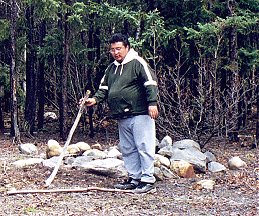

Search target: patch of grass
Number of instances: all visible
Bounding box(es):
[24,206,37,214]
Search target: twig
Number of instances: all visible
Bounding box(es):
[3,160,7,175]
[6,187,134,195]
[45,91,90,187]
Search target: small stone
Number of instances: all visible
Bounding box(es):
[92,143,103,151]
[204,151,216,163]
[195,179,215,190]
[208,161,226,173]
[154,154,170,168]
[228,156,247,170]
[18,143,38,155]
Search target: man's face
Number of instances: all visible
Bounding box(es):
[109,42,129,63]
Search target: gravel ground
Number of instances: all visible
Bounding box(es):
[0,133,259,216]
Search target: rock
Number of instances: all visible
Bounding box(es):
[46,139,63,158]
[170,160,196,178]
[158,145,174,157]
[194,180,215,190]
[170,147,207,172]
[12,158,44,168]
[228,156,247,170]
[160,165,178,179]
[75,142,91,151]
[172,139,201,151]
[154,167,164,181]
[67,144,81,155]
[44,112,58,120]
[83,149,107,159]
[154,154,170,168]
[107,147,122,158]
[92,143,103,151]
[80,158,127,177]
[208,161,226,173]
[71,156,95,168]
[42,156,60,168]
[64,157,76,165]
[204,151,217,163]
[158,135,172,149]
[18,143,38,155]
[154,158,161,168]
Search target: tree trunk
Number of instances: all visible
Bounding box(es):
[256,72,259,147]
[86,18,97,138]
[10,0,20,142]
[0,97,4,131]
[59,4,70,139]
[24,5,36,134]
[228,0,242,132]
[37,21,46,129]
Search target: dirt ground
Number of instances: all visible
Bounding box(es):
[0,131,259,216]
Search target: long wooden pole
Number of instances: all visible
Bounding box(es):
[7,187,134,195]
[45,91,90,187]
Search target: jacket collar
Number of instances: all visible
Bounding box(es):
[113,48,138,66]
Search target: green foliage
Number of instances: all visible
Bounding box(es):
[238,48,259,67]
[102,3,141,27]
[24,0,60,20]
[37,29,63,58]
[0,19,9,41]
[0,64,9,98]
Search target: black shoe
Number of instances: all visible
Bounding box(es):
[114,178,140,190]
[133,182,156,194]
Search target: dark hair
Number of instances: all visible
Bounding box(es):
[109,33,130,48]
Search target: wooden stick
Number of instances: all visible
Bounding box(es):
[45,91,91,187]
[6,187,134,195]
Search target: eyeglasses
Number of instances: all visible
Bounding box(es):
[109,47,124,53]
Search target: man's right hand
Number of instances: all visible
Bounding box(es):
[79,97,96,107]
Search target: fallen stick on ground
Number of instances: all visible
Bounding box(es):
[6,187,134,195]
[45,90,91,187]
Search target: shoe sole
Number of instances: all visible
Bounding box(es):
[133,187,156,194]
[114,185,138,190]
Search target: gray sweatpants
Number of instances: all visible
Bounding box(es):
[118,115,156,183]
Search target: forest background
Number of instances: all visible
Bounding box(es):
[0,0,258,148]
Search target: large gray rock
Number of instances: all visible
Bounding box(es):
[170,147,207,172]
[79,158,127,177]
[71,156,95,167]
[83,149,107,159]
[42,156,61,168]
[172,139,201,151]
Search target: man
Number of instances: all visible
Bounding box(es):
[83,33,159,194]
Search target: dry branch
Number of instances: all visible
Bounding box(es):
[6,187,134,195]
[45,90,90,187]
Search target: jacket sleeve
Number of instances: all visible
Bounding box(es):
[137,58,158,106]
